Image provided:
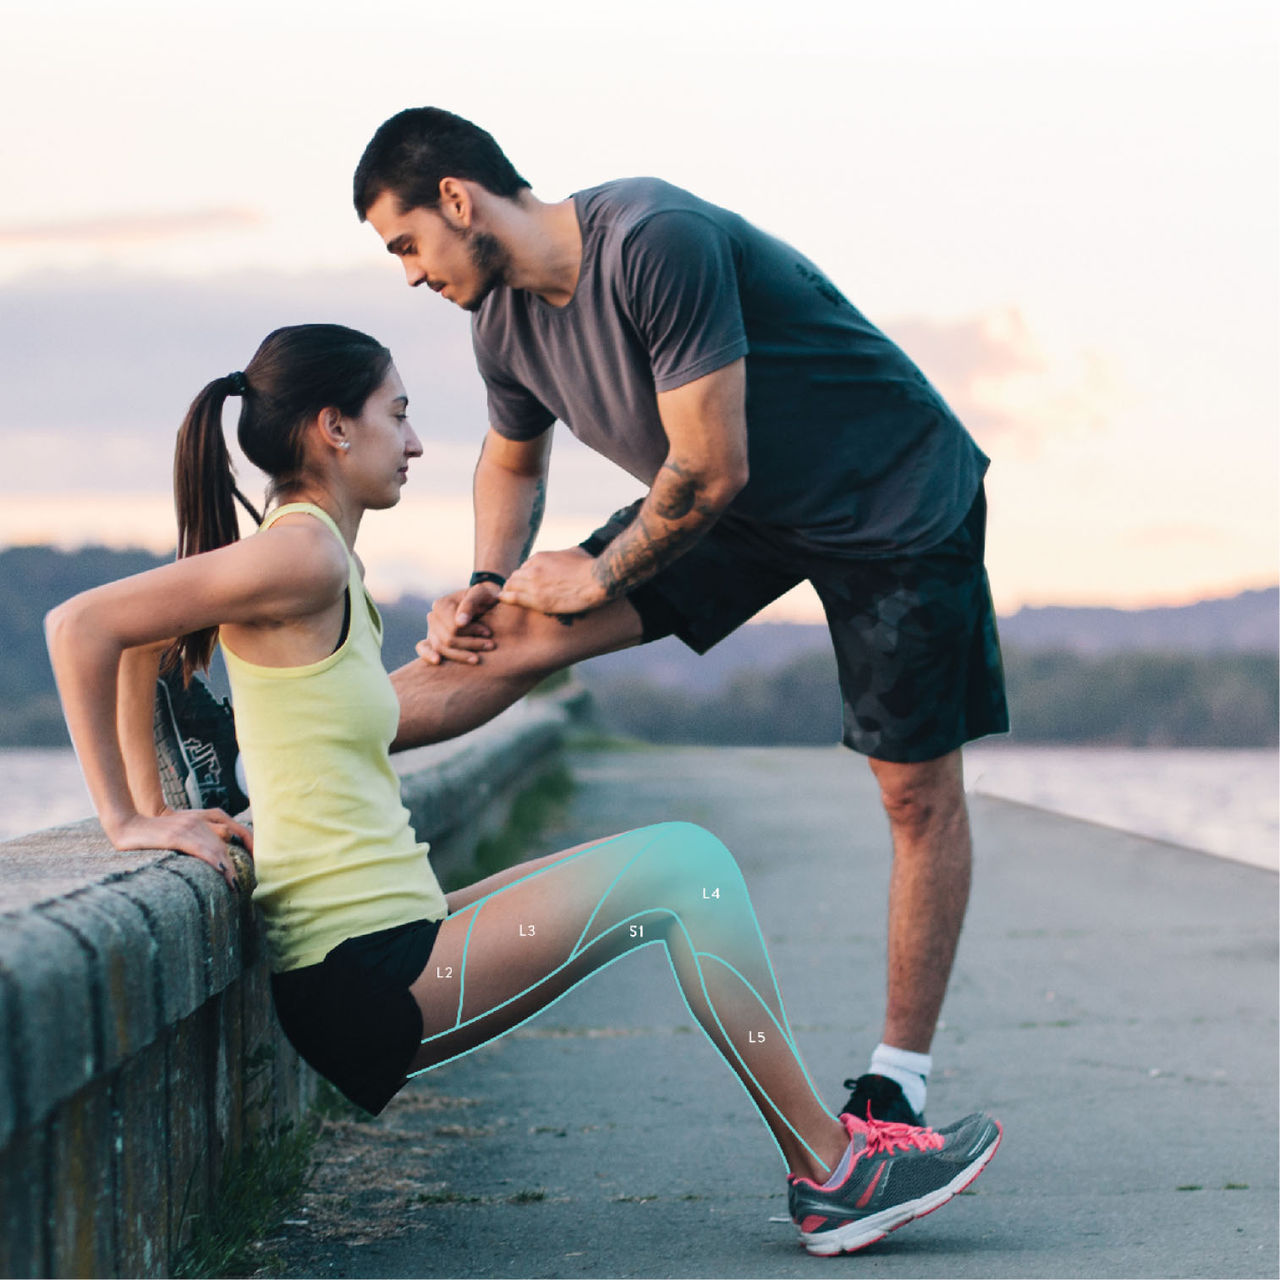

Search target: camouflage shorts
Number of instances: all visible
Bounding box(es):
[581,487,1009,762]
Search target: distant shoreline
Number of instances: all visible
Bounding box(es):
[2,546,1275,748]
[2,742,1275,872]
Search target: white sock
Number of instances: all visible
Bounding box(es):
[820,1136,856,1189]
[868,1043,932,1116]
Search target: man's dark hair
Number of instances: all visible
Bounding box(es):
[353,107,531,220]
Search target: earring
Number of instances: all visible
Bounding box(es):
[339,441,351,451]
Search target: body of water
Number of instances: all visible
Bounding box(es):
[0,744,1276,872]
[0,748,95,844]
[964,743,1277,870]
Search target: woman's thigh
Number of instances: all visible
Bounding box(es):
[406,822,730,1074]
[440,833,624,915]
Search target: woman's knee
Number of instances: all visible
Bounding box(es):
[483,601,623,678]
[480,603,563,678]
[621,822,741,895]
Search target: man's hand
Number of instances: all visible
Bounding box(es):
[417,583,501,665]
[500,548,608,618]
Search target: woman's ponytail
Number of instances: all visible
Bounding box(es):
[167,374,263,682]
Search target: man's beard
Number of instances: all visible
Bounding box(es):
[459,229,509,312]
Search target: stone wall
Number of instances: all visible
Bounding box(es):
[0,691,582,1278]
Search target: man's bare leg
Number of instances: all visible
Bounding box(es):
[390,597,645,751]
[866,750,971,1054]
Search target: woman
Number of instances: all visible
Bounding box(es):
[45,324,999,1258]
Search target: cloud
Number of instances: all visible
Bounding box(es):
[887,307,1044,388]
[0,207,264,245]
[1,268,1120,500]
[883,308,1121,451]
[0,264,489,484]
[0,265,644,520]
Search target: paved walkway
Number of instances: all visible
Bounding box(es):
[265,745,1278,1279]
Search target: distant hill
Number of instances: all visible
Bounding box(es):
[0,545,173,745]
[998,588,1278,655]
[572,587,1278,697]
[1,544,1275,747]
[582,646,1278,750]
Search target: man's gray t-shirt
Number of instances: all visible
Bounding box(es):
[471,177,987,558]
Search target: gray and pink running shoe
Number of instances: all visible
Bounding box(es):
[788,1111,1001,1256]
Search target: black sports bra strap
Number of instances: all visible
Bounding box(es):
[333,588,351,654]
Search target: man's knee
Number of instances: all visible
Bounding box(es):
[868,752,967,841]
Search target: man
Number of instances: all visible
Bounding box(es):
[347,107,1009,1125]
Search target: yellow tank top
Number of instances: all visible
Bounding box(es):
[221,502,447,972]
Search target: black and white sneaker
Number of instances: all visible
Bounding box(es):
[840,1072,925,1126]
[155,665,249,815]
[788,1111,1002,1256]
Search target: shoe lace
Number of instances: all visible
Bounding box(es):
[854,1112,945,1156]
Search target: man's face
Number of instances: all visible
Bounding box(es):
[365,190,508,312]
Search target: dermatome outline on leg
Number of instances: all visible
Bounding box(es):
[406,822,831,1168]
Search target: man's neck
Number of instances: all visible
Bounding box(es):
[491,190,582,307]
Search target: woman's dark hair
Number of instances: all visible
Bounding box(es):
[167,323,392,681]
[353,107,530,220]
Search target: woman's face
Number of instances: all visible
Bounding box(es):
[343,364,423,509]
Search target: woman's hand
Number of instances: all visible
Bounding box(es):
[108,809,254,890]
[417,583,501,665]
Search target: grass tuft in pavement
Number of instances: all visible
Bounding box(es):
[171,1117,318,1278]
[171,1077,374,1277]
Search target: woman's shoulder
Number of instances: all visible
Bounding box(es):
[251,514,350,596]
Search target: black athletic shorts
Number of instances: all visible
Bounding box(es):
[581,486,1009,763]
[270,916,443,1115]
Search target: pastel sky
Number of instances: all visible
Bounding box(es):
[1,0,1275,617]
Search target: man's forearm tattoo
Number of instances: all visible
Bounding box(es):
[591,462,721,600]
[519,478,547,563]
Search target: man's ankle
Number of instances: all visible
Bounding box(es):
[868,1043,932,1116]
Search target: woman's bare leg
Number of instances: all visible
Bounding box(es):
[390,597,644,750]
[407,822,848,1181]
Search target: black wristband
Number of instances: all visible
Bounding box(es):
[469,570,507,589]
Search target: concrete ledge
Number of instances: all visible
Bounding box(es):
[394,687,589,881]
[0,686,583,1277]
